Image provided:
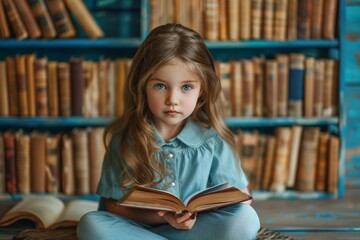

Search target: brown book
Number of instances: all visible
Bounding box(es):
[3,131,17,193]
[296,127,320,192]
[117,182,251,215]
[230,61,242,116]
[115,59,127,117]
[107,61,116,117]
[264,60,278,117]
[240,0,251,40]
[88,128,105,194]
[57,62,72,117]
[46,0,76,38]
[47,61,59,117]
[263,0,274,40]
[3,0,28,39]
[72,128,90,195]
[15,130,30,194]
[46,134,60,193]
[188,0,203,36]
[174,0,188,27]
[0,0,10,38]
[15,54,29,117]
[286,0,298,40]
[70,57,83,116]
[253,134,267,190]
[275,54,289,116]
[327,135,339,193]
[0,61,9,116]
[304,57,315,117]
[30,131,47,193]
[82,61,98,117]
[332,60,339,115]
[34,57,48,116]
[286,125,303,188]
[26,54,36,117]
[273,0,288,41]
[323,59,335,117]
[63,0,104,39]
[253,56,265,117]
[0,134,4,193]
[204,0,219,41]
[14,0,41,39]
[297,0,312,39]
[322,0,338,39]
[218,61,232,117]
[261,136,276,190]
[315,132,330,192]
[251,0,263,40]
[311,0,324,39]
[242,60,254,116]
[28,0,56,38]
[61,134,74,195]
[98,59,110,116]
[271,127,291,192]
[313,59,325,117]
[228,0,240,40]
[218,0,228,40]
[6,57,19,116]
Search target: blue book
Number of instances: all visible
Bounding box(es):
[288,54,305,117]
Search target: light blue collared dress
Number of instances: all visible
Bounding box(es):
[77,119,260,240]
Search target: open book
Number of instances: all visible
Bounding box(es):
[0,195,98,229]
[117,182,252,215]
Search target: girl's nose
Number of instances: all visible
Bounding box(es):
[166,90,179,106]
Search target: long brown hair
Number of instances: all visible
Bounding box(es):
[104,23,238,188]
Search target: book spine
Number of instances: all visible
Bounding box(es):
[286,125,303,187]
[297,0,312,39]
[61,134,75,195]
[0,61,9,116]
[0,133,4,193]
[327,135,339,193]
[46,135,60,193]
[30,132,47,193]
[313,59,325,117]
[262,136,276,190]
[88,128,105,194]
[251,0,263,40]
[15,131,31,194]
[275,54,289,117]
[264,60,278,117]
[286,0,298,40]
[230,61,242,116]
[323,59,335,117]
[315,132,330,191]
[228,0,240,40]
[218,61,232,117]
[322,0,338,39]
[218,0,228,40]
[253,57,264,117]
[73,128,90,195]
[115,59,126,117]
[3,0,28,39]
[45,0,76,38]
[26,54,37,117]
[34,57,49,116]
[70,57,83,116]
[14,0,41,39]
[0,0,10,38]
[242,60,254,116]
[240,0,251,40]
[98,59,110,116]
[47,61,59,116]
[288,53,305,117]
[6,57,19,116]
[304,57,315,117]
[263,0,274,40]
[3,131,17,193]
[311,0,324,39]
[58,62,72,117]
[15,54,29,117]
[204,0,219,41]
[28,0,57,38]
[273,0,288,41]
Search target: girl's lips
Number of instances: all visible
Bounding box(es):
[165,110,179,114]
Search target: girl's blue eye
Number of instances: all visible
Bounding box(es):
[182,85,192,91]
[154,83,166,90]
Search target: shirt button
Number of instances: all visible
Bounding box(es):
[166,153,174,159]
[170,182,176,187]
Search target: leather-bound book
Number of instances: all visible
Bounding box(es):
[14,0,41,38]
[115,59,127,117]
[26,54,37,117]
[46,134,60,193]
[0,134,5,193]
[70,57,83,116]
[327,135,339,193]
[242,60,254,117]
[228,0,240,40]
[261,136,276,190]
[297,0,312,39]
[218,0,228,40]
[240,0,251,40]
[45,0,76,38]
[88,127,105,194]
[230,61,242,117]
[273,0,288,41]
[72,128,89,195]
[61,134,74,195]
[47,61,59,117]
[3,131,17,194]
[0,61,9,116]
[264,60,278,117]
[313,59,325,117]
[323,59,336,117]
[304,57,315,117]
[251,0,263,40]
[6,57,19,116]
[286,125,303,188]
[311,0,323,39]
[288,53,305,117]
[263,0,274,40]
[15,130,30,194]
[275,54,289,117]
[3,0,28,39]
[253,56,265,117]
[204,0,219,41]
[286,0,298,40]
[28,0,57,38]
[315,132,330,192]
[322,0,338,39]
[15,55,29,117]
[0,0,10,38]
[30,131,47,193]
[34,57,48,116]
[57,62,72,117]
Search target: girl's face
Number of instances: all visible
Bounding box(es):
[146,60,202,136]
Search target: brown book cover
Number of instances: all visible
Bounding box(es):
[230,61,242,117]
[82,61,98,117]
[15,130,30,194]
[107,61,115,116]
[26,54,36,117]
[240,0,251,40]
[327,135,339,193]
[6,57,19,116]
[296,127,320,192]
[3,0,28,39]
[0,61,9,116]
[332,60,339,115]
[58,62,72,117]
[304,57,315,117]
[61,134,75,195]
[315,132,330,192]
[30,131,47,193]
[63,0,104,39]
[313,59,325,117]
[0,0,10,38]
[15,54,29,117]
[14,0,41,39]
[46,0,76,38]
[174,0,188,27]
[251,0,263,40]
[311,0,324,39]
[273,0,288,41]
[218,0,228,40]
[34,57,49,116]
[322,0,338,39]
[188,0,203,36]
[46,134,60,193]
[253,134,267,190]
[275,54,289,116]
[28,0,56,38]
[263,0,274,40]
[3,131,17,194]
[242,60,254,116]
[98,59,110,116]
[261,136,276,190]
[323,59,335,117]
[70,57,83,116]
[271,127,291,192]
[297,0,312,39]
[218,61,232,117]
[286,0,298,40]
[88,128,105,194]
[286,125,303,187]
[72,128,89,195]
[204,0,219,41]
[0,133,4,193]
[47,61,59,117]
[228,0,240,40]
[115,59,127,117]
[253,56,265,117]
[264,60,278,117]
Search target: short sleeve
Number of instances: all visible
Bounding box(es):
[209,136,249,190]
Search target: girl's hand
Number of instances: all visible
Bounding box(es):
[157,211,197,230]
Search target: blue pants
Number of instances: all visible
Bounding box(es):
[76,204,260,240]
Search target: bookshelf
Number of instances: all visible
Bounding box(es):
[0,0,346,200]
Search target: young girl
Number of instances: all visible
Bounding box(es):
[77,23,260,240]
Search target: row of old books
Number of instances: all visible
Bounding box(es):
[0,55,131,117]
[217,53,338,118]
[236,126,339,194]
[0,0,103,39]
[0,127,104,195]
[150,0,338,41]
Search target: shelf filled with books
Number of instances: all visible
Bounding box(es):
[0,0,345,200]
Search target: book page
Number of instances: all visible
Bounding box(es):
[184,182,229,204]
